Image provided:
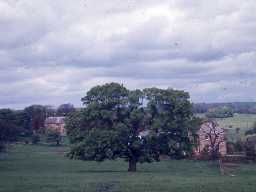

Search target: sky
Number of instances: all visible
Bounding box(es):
[0,0,256,109]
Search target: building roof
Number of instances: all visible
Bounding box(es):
[45,116,65,124]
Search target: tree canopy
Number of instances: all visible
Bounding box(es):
[23,105,50,134]
[66,83,199,172]
[0,109,19,151]
[57,103,75,116]
[46,129,61,146]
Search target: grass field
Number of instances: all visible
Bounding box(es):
[196,113,256,129]
[1,145,256,192]
[196,113,256,142]
[217,114,256,129]
[217,114,256,142]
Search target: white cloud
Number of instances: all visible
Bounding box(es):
[0,0,256,108]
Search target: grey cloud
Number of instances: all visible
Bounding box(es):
[0,0,256,108]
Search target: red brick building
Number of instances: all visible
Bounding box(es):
[45,117,66,136]
[194,120,227,157]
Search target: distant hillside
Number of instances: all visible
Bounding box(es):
[193,102,256,114]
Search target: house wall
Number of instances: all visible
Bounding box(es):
[196,134,227,156]
[45,123,66,136]
[194,122,227,157]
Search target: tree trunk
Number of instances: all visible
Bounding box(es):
[128,158,137,172]
[219,159,225,176]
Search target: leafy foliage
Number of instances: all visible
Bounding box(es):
[31,133,40,145]
[66,83,198,171]
[46,129,62,146]
[23,105,48,134]
[245,121,256,135]
[0,109,19,151]
[57,104,75,116]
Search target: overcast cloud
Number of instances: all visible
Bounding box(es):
[0,0,256,109]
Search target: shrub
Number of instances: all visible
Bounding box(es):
[31,134,40,145]
[46,130,61,146]
[226,142,235,154]
[245,122,256,136]
[0,142,5,152]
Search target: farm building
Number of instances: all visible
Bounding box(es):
[194,120,227,157]
[45,117,66,136]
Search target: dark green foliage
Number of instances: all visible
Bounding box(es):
[144,87,198,158]
[46,130,61,146]
[226,142,236,154]
[245,121,256,135]
[245,142,256,161]
[57,103,75,116]
[12,109,39,139]
[193,102,256,114]
[67,83,198,171]
[24,105,48,134]
[245,134,256,161]
[65,110,85,144]
[31,133,40,145]
[67,83,159,171]
[234,141,245,152]
[0,109,19,151]
[0,142,5,152]
[206,106,234,118]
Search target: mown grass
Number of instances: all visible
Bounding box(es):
[1,145,256,192]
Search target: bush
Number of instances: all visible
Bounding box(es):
[234,141,245,152]
[31,134,40,145]
[46,130,61,146]
[245,142,256,161]
[226,142,235,154]
[245,122,256,136]
[227,141,245,154]
[0,142,5,152]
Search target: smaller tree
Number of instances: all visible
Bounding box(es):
[46,130,61,146]
[24,105,47,134]
[31,133,40,145]
[199,120,226,160]
[57,104,75,116]
[245,121,256,136]
[0,109,19,152]
[244,123,256,161]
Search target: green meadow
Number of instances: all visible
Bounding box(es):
[196,113,256,142]
[1,144,256,192]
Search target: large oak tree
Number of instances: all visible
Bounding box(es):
[66,83,198,172]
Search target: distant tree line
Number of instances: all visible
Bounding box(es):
[205,106,234,118]
[193,102,256,114]
[0,103,75,151]
[0,109,19,151]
